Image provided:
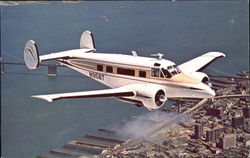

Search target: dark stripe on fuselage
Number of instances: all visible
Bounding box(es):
[59,60,202,91]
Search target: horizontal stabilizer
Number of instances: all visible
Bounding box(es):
[178,52,225,73]
[38,48,94,62]
[24,30,96,70]
[24,41,94,65]
[32,87,135,102]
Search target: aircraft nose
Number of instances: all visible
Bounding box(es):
[208,89,215,97]
[206,86,215,98]
[198,83,216,98]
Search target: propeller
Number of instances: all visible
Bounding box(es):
[155,90,167,106]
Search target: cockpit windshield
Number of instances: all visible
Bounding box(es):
[151,65,182,78]
[166,65,181,75]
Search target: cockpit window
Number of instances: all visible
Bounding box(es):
[167,65,181,76]
[151,65,181,78]
[152,68,171,78]
[173,65,181,73]
[161,68,171,78]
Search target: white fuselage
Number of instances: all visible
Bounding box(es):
[58,52,215,100]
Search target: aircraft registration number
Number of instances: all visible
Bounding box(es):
[89,71,104,81]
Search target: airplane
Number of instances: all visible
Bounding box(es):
[24,30,225,110]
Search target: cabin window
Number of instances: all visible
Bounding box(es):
[97,65,103,71]
[139,71,146,78]
[106,66,113,73]
[151,68,160,77]
[117,68,135,76]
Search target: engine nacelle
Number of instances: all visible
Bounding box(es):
[122,84,167,110]
[190,72,211,87]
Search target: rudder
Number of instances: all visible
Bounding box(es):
[80,30,96,51]
[24,40,40,70]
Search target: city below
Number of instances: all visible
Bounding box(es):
[35,70,249,158]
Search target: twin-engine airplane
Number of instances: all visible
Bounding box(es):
[24,30,225,110]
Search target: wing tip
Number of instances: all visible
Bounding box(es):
[205,51,226,58]
[32,95,53,102]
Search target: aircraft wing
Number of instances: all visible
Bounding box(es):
[32,87,135,102]
[178,52,225,73]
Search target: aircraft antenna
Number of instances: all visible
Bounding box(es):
[151,53,164,60]
[131,50,138,57]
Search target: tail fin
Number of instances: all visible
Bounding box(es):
[80,30,96,52]
[24,40,40,70]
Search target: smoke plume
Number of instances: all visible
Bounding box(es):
[114,111,192,139]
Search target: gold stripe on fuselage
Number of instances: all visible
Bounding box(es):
[67,58,200,85]
[170,73,200,84]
